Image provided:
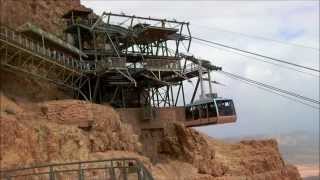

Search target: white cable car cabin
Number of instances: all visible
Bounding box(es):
[185,98,236,127]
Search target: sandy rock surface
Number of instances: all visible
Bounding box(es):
[1,0,87,37]
[0,93,301,179]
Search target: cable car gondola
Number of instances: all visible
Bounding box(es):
[182,56,237,127]
[185,96,237,127]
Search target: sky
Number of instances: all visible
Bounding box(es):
[81,0,319,138]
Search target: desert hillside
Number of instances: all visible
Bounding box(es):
[0,87,302,179]
[0,0,86,37]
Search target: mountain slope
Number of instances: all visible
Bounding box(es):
[0,92,302,179]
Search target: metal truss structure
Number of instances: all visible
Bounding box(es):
[0,9,238,133]
[0,25,92,101]
[0,11,222,112]
[61,10,222,109]
[89,12,192,56]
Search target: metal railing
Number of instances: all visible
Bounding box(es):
[0,24,132,74]
[184,63,207,74]
[0,25,91,73]
[144,59,181,71]
[0,24,200,75]
[97,57,127,70]
[0,158,154,180]
[66,19,95,27]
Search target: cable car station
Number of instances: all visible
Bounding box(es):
[0,8,237,129]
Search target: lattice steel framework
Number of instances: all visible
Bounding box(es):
[0,25,92,100]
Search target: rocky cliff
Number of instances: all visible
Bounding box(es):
[0,0,86,37]
[0,0,302,179]
[0,90,302,180]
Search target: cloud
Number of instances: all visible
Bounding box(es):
[277,28,305,41]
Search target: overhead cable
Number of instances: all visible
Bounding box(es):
[220,72,319,109]
[192,24,320,51]
[194,40,319,78]
[218,71,320,105]
[192,36,320,72]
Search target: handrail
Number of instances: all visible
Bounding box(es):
[0,25,90,73]
[0,158,154,180]
[144,58,181,71]
[0,24,200,78]
[0,158,136,172]
[184,63,207,74]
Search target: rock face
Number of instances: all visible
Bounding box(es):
[0,69,71,102]
[0,96,139,165]
[0,93,302,180]
[0,0,302,179]
[0,0,85,37]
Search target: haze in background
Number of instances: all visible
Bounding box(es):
[81,0,319,138]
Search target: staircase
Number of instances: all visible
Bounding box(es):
[0,158,154,180]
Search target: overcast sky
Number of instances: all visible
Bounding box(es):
[81,0,319,138]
